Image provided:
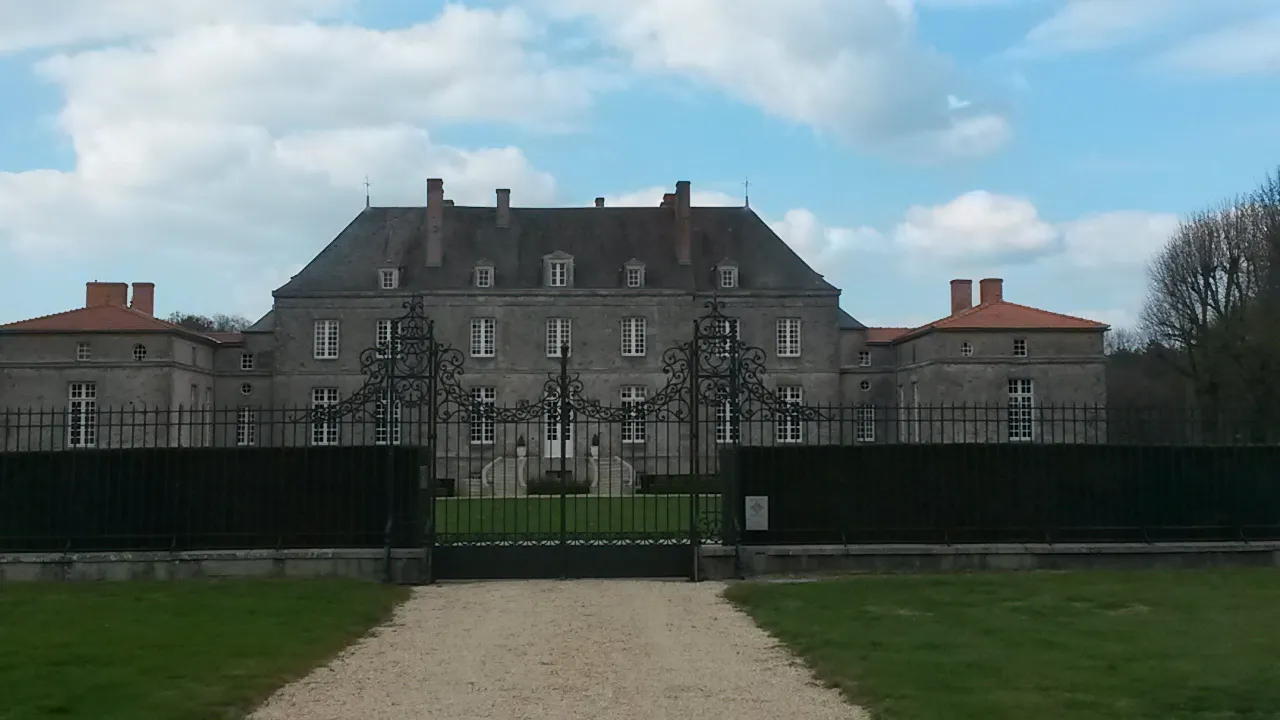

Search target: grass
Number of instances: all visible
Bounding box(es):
[725,569,1280,720]
[0,580,409,720]
[433,494,720,537]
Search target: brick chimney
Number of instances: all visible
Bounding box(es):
[496,188,510,229]
[675,180,691,266]
[595,197,605,208]
[426,178,444,267]
[86,282,127,308]
[979,277,1004,304]
[130,282,155,316]
[949,279,972,316]
[661,193,675,208]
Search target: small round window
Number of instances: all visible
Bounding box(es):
[240,383,253,396]
[859,380,871,391]
[132,344,147,361]
[960,342,974,357]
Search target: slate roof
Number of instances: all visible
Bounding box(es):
[247,310,275,332]
[275,205,837,295]
[0,305,215,342]
[837,308,865,329]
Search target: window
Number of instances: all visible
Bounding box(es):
[625,266,644,288]
[546,318,572,357]
[375,319,404,359]
[858,350,870,367]
[1013,338,1027,357]
[470,387,496,444]
[310,387,339,445]
[67,382,97,448]
[856,405,876,443]
[375,399,402,445]
[236,407,257,447]
[715,386,739,444]
[860,380,871,391]
[714,317,739,358]
[961,342,974,357]
[776,318,801,357]
[548,260,569,287]
[621,317,646,357]
[191,345,198,366]
[1008,378,1034,442]
[240,352,255,370]
[132,344,147,361]
[314,320,340,359]
[470,318,496,358]
[775,386,803,443]
[240,383,253,396]
[76,342,91,361]
[475,265,494,288]
[719,266,738,288]
[379,268,399,290]
[621,386,646,443]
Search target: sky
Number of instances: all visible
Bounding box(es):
[1,0,1278,330]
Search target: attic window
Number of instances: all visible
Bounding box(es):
[475,265,494,289]
[1013,338,1027,357]
[625,266,644,288]
[76,342,91,361]
[379,268,399,290]
[719,266,738,289]
[549,260,569,287]
[133,344,147,361]
[961,342,974,357]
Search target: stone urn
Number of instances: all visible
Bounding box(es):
[515,435,527,459]
[589,433,600,459]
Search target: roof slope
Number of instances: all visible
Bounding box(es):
[884,301,1107,344]
[275,205,836,295]
[0,305,227,343]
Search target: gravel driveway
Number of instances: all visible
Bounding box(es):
[251,580,865,719]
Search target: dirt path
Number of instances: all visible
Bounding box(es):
[251,580,865,720]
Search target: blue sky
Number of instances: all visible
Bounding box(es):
[1,0,1278,329]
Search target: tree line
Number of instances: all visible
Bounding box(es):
[1109,166,1280,440]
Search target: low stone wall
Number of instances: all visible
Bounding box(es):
[698,541,1280,580]
[0,548,429,584]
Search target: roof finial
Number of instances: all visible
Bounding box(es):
[743,177,750,208]
[364,175,371,209]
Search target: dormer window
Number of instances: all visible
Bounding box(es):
[475,263,494,289]
[543,251,574,288]
[378,268,399,290]
[717,262,738,289]
[624,260,645,288]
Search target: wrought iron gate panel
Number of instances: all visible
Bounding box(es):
[311,296,837,581]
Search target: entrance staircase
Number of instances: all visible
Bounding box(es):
[474,454,635,497]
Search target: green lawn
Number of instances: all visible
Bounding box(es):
[726,569,1280,720]
[433,494,720,537]
[0,580,409,720]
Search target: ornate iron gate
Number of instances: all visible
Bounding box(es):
[314,296,827,581]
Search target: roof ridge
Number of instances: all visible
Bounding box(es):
[991,299,1107,326]
[0,305,91,328]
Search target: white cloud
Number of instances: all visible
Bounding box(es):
[770,209,887,269]
[893,191,1058,259]
[597,186,739,208]
[0,0,350,54]
[1154,14,1280,76]
[543,0,1009,159]
[0,4,570,313]
[1058,210,1180,267]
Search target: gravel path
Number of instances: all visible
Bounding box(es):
[251,580,866,720]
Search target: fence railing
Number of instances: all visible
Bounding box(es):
[2,403,1277,453]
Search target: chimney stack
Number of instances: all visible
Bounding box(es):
[979,278,1004,305]
[426,178,444,267]
[661,193,675,208]
[496,188,511,229]
[949,279,973,316]
[86,281,128,308]
[130,282,155,316]
[595,197,605,208]
[674,180,691,266]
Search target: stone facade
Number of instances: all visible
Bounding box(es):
[0,181,1108,460]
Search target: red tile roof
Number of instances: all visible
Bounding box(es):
[0,305,219,342]
[878,300,1108,344]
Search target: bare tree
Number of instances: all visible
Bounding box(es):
[1138,169,1280,440]
[167,312,251,333]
